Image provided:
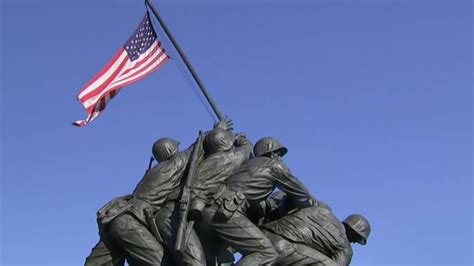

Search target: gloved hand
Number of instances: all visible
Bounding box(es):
[214,117,234,131]
[233,132,247,147]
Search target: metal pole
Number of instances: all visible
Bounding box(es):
[145,0,224,121]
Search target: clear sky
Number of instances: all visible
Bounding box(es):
[1,0,472,265]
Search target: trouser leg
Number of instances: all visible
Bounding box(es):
[108,214,164,266]
[212,212,278,266]
[155,201,206,266]
[195,204,225,265]
[85,240,125,266]
[264,231,337,266]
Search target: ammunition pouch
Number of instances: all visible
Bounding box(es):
[214,186,246,222]
[96,195,134,235]
[189,197,206,221]
[97,195,133,226]
[96,195,151,233]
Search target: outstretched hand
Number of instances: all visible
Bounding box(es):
[214,117,234,131]
[234,132,247,147]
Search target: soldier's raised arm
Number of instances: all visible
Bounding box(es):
[231,132,253,161]
[271,160,315,208]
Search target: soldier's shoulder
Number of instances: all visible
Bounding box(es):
[270,158,290,172]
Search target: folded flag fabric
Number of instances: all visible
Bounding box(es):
[73,13,169,126]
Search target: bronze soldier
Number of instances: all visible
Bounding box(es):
[209,137,314,265]
[188,128,253,265]
[151,119,239,265]
[262,191,371,266]
[85,137,205,266]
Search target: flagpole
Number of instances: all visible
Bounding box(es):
[145,0,224,121]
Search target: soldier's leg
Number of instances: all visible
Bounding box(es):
[265,231,337,266]
[215,245,235,265]
[85,240,125,266]
[155,201,206,266]
[182,227,207,265]
[212,212,278,266]
[108,214,164,266]
[195,205,223,265]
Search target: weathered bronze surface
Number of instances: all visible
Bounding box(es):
[85,119,370,265]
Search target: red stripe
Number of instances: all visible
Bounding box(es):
[99,97,106,112]
[72,121,85,127]
[85,90,116,120]
[110,50,166,87]
[109,90,117,99]
[120,43,162,77]
[74,56,167,126]
[79,54,130,109]
[77,48,125,96]
[110,56,169,90]
[79,52,128,103]
[79,46,165,107]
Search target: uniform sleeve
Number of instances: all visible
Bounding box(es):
[231,138,253,163]
[271,160,314,208]
[333,246,353,266]
[192,140,252,201]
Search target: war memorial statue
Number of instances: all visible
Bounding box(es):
[84,119,371,266]
[76,1,371,265]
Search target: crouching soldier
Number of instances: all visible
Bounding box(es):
[210,137,315,266]
[85,137,204,266]
[262,191,371,266]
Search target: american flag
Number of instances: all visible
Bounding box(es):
[73,13,169,126]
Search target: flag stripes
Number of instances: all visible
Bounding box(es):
[74,13,169,127]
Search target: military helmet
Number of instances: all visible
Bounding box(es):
[203,129,234,155]
[152,138,180,162]
[254,137,288,157]
[343,214,371,245]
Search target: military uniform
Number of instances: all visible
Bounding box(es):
[85,144,206,266]
[85,194,165,266]
[211,154,314,266]
[191,131,253,265]
[262,193,354,266]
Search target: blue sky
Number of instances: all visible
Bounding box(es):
[1,0,472,265]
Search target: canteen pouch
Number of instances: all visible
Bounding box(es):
[214,187,245,222]
[97,195,134,228]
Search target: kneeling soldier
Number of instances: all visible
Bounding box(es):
[262,191,371,266]
[85,137,205,266]
[210,137,314,266]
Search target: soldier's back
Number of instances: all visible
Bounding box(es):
[263,203,349,257]
[226,157,276,200]
[132,150,189,205]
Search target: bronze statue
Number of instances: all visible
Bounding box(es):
[202,137,315,265]
[84,122,371,266]
[77,2,372,264]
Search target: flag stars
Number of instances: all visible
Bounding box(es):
[123,15,157,61]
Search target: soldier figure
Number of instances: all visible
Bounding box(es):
[85,127,372,266]
[85,137,205,266]
[209,137,315,265]
[262,191,371,266]
[152,119,238,266]
[189,128,253,265]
